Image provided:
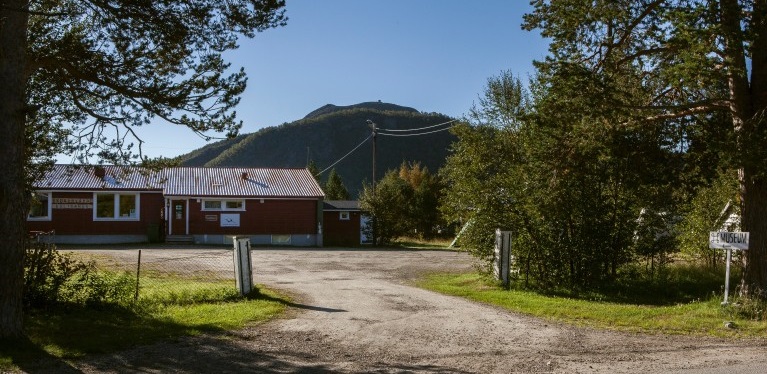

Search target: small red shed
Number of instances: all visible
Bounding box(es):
[322,200,367,247]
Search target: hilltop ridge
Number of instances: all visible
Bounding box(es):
[178,102,456,196]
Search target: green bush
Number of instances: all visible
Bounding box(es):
[61,269,136,308]
[24,241,90,307]
[677,170,739,267]
[24,242,135,309]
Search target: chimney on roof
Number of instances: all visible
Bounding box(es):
[94,166,106,179]
[241,171,248,180]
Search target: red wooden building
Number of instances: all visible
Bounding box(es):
[28,165,326,246]
[322,200,368,246]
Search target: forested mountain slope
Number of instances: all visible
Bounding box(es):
[178,102,456,197]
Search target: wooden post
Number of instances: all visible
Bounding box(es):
[134,249,142,302]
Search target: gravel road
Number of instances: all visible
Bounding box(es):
[61,248,767,373]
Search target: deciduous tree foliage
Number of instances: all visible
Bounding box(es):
[0,0,286,339]
[360,171,413,245]
[442,69,685,289]
[360,163,443,245]
[399,162,443,240]
[524,0,767,295]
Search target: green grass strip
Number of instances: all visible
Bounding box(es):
[417,272,767,338]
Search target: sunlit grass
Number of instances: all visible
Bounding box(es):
[138,276,239,305]
[418,272,767,338]
[392,236,455,250]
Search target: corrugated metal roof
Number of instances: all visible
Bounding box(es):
[323,200,361,211]
[34,165,163,190]
[161,167,325,198]
[33,165,325,198]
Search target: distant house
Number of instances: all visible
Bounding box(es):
[27,165,326,246]
[322,200,368,246]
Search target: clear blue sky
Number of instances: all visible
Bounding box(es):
[134,0,549,160]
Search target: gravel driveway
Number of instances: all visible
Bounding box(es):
[65,248,767,373]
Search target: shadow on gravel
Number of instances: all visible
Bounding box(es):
[77,335,338,373]
[367,364,474,374]
[78,333,477,374]
[255,293,347,313]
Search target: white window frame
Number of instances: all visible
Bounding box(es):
[201,199,246,211]
[28,191,52,221]
[93,192,140,221]
[339,211,350,220]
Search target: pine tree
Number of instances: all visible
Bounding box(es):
[0,0,286,339]
[324,169,350,200]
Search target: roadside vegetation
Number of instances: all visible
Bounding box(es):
[389,237,454,250]
[355,3,767,329]
[418,266,767,338]
[0,243,287,372]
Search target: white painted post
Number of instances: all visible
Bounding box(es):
[723,246,732,305]
[233,236,253,296]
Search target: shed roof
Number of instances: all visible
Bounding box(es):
[323,200,361,211]
[34,165,325,198]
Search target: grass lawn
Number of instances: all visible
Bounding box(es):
[0,282,288,372]
[417,272,767,338]
[390,236,455,250]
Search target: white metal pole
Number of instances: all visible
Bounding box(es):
[722,247,732,305]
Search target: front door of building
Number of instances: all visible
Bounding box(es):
[171,200,186,235]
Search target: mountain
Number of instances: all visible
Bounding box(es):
[178,102,457,197]
[303,102,418,119]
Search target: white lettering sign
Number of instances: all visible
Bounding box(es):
[709,231,749,250]
[52,198,93,209]
[52,203,93,209]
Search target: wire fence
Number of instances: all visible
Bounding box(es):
[71,248,250,304]
[25,229,254,307]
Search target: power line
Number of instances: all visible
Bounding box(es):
[318,133,373,175]
[376,119,457,133]
[316,119,457,175]
[376,126,455,137]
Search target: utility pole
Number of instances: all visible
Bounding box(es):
[369,120,377,190]
[367,120,377,246]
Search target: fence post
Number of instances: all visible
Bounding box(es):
[494,229,512,289]
[134,249,142,302]
[233,237,253,296]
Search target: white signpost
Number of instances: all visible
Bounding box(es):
[709,231,749,305]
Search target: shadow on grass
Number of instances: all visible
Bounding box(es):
[3,288,289,372]
[3,304,226,372]
[1,335,83,373]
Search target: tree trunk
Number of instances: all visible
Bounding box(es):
[720,0,767,297]
[740,0,767,296]
[741,170,767,295]
[0,1,29,339]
